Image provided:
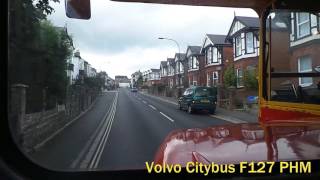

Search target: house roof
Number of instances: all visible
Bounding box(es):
[206,34,230,45]
[186,46,202,57]
[236,16,260,28]
[174,53,186,61]
[160,61,167,68]
[150,68,160,72]
[226,16,259,40]
[167,58,175,65]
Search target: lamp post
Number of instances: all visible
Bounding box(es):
[158,37,183,97]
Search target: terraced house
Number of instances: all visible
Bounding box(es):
[160,61,168,86]
[174,53,187,89]
[167,58,175,88]
[201,34,233,87]
[226,16,260,89]
[186,45,203,87]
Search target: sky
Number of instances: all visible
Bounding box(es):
[48,0,258,78]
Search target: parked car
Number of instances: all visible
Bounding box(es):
[131,87,138,92]
[178,86,217,114]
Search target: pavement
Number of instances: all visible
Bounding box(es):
[140,91,258,124]
[28,88,258,172]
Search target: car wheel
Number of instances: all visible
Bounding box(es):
[187,105,193,114]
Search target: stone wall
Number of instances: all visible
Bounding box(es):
[9,84,99,153]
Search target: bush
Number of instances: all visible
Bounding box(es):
[223,65,237,88]
[244,69,258,90]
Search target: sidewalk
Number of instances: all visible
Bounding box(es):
[140,91,258,124]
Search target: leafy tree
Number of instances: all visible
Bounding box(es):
[244,69,258,90]
[223,65,237,88]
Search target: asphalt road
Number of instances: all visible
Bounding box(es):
[29,88,234,171]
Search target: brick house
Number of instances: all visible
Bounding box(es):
[160,61,168,86]
[174,53,187,89]
[225,16,260,105]
[145,69,161,86]
[167,58,176,88]
[186,46,205,87]
[201,34,233,87]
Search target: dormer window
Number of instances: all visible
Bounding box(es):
[206,47,221,64]
[296,13,310,38]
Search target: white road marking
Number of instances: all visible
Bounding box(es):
[78,92,118,170]
[160,112,174,123]
[90,92,118,169]
[148,104,157,110]
[142,100,147,104]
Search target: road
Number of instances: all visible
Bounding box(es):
[30,88,242,171]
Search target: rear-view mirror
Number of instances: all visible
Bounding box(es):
[65,0,91,20]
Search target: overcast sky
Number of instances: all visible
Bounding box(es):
[48,0,257,78]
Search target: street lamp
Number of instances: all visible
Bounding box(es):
[158,37,183,96]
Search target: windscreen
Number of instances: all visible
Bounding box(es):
[7,0,320,174]
[265,10,320,104]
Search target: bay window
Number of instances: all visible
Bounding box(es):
[298,56,313,87]
[235,36,242,56]
[237,68,244,88]
[296,13,310,38]
[212,72,219,86]
[246,32,254,53]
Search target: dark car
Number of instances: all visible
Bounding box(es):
[178,86,217,114]
[131,87,138,92]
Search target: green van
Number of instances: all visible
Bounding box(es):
[178,86,217,114]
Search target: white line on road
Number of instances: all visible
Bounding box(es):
[148,104,157,110]
[142,100,147,104]
[159,112,174,123]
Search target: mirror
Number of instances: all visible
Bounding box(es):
[65,0,91,20]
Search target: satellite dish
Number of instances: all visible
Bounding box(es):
[315,66,320,73]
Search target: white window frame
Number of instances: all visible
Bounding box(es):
[246,32,254,53]
[212,48,218,63]
[298,56,313,87]
[212,71,219,86]
[207,73,211,87]
[296,13,310,38]
[236,68,244,88]
[235,36,242,57]
[207,47,212,64]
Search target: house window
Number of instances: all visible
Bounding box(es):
[207,47,212,64]
[212,72,219,86]
[207,73,211,87]
[170,79,174,88]
[237,68,244,88]
[179,62,184,73]
[296,13,310,38]
[298,56,313,87]
[212,48,218,63]
[246,32,254,53]
[192,57,198,69]
[193,81,197,86]
[235,36,242,56]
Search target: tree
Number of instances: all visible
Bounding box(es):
[244,69,258,90]
[223,65,237,88]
